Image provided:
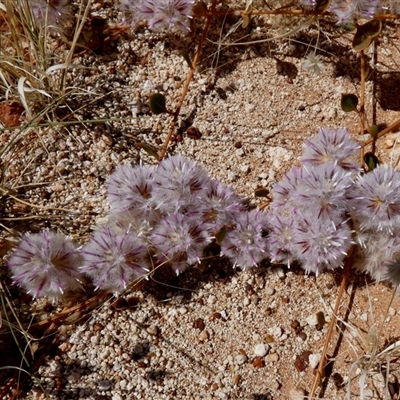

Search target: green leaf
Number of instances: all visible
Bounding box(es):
[137,142,159,159]
[342,22,356,31]
[254,187,269,197]
[149,93,167,115]
[368,125,379,140]
[214,225,227,245]
[352,19,382,51]
[341,94,359,113]
[180,50,193,70]
[364,152,380,171]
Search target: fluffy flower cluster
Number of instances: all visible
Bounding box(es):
[7,129,400,300]
[118,0,394,34]
[267,128,359,274]
[7,229,82,300]
[328,0,381,24]
[120,0,195,32]
[7,155,269,299]
[27,0,71,27]
[106,155,268,275]
[268,127,400,286]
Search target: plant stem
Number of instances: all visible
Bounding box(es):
[362,117,400,148]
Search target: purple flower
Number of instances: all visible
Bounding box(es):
[28,0,71,27]
[272,163,352,222]
[353,228,400,281]
[189,179,246,233]
[7,229,82,300]
[347,165,400,233]
[81,227,149,293]
[120,0,195,33]
[271,166,305,209]
[329,0,381,24]
[108,208,159,240]
[220,209,269,269]
[267,206,298,267]
[108,164,155,212]
[292,212,353,274]
[151,154,211,214]
[149,213,212,274]
[293,163,353,221]
[301,127,361,172]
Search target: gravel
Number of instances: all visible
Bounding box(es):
[2,1,400,399]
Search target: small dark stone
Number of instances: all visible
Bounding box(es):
[93,323,104,332]
[332,372,344,388]
[325,282,334,290]
[127,296,141,307]
[186,126,202,139]
[298,105,306,111]
[111,297,128,309]
[245,284,253,293]
[193,318,206,331]
[297,331,307,341]
[252,357,265,368]
[234,141,242,149]
[210,312,222,320]
[294,350,312,372]
[290,320,300,330]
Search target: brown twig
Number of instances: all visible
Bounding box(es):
[359,50,366,164]
[362,117,400,148]
[309,246,354,399]
[31,290,112,328]
[158,0,218,160]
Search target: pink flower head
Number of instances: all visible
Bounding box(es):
[7,229,82,300]
[220,209,269,269]
[107,164,155,212]
[81,227,149,293]
[149,213,211,274]
[292,211,353,274]
[301,127,361,172]
[28,0,71,27]
[329,0,381,24]
[347,165,400,234]
[121,0,195,33]
[151,154,210,213]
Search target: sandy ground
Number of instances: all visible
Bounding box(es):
[1,1,400,399]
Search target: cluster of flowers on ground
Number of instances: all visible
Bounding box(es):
[119,0,400,32]
[6,128,400,300]
[28,0,400,31]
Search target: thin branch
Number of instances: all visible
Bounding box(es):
[310,246,354,398]
[158,0,219,160]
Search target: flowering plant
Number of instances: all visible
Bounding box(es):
[7,127,400,299]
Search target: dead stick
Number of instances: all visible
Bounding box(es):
[158,1,218,160]
[359,50,366,164]
[310,246,353,398]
